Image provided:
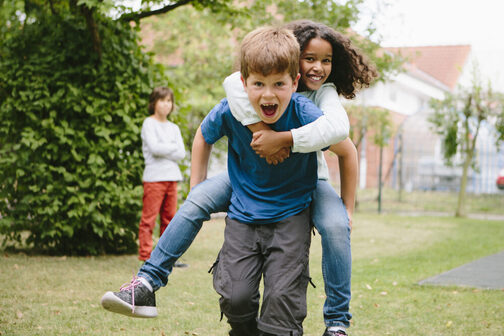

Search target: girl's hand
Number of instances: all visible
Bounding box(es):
[264,147,290,165]
[251,130,291,157]
[346,207,353,233]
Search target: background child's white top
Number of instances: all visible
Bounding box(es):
[141,117,185,182]
[223,71,349,180]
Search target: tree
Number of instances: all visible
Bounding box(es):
[346,105,392,211]
[0,0,233,254]
[429,69,504,217]
[0,0,401,254]
[140,0,402,159]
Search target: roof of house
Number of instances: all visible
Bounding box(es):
[385,45,472,90]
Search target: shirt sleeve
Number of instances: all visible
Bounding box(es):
[291,84,349,153]
[223,71,261,126]
[142,119,186,161]
[200,99,228,145]
[169,124,186,161]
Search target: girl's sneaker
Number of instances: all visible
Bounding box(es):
[101,276,157,318]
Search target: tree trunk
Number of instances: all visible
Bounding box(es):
[80,5,102,63]
[378,144,383,214]
[455,152,472,217]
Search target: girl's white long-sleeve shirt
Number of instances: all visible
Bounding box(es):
[223,71,349,180]
[141,117,186,182]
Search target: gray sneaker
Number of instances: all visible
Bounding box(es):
[101,276,157,318]
[323,328,347,336]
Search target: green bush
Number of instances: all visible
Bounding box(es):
[0,14,166,255]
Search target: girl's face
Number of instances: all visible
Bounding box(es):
[299,37,332,91]
[154,95,173,119]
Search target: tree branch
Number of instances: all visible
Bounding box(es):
[118,0,193,22]
[48,0,56,15]
[80,4,102,64]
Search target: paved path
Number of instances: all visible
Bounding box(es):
[419,250,504,290]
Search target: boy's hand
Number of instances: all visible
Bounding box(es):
[264,147,290,165]
[251,129,292,157]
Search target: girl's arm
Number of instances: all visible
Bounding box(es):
[142,120,186,161]
[223,72,262,126]
[171,125,187,161]
[223,72,349,156]
[291,83,349,153]
[190,126,213,189]
[329,138,358,231]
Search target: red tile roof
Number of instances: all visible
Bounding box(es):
[386,45,472,89]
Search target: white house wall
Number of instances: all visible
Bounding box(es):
[347,69,451,191]
[353,72,446,117]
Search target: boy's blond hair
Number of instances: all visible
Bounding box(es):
[240,26,300,81]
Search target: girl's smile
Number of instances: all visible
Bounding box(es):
[299,37,333,91]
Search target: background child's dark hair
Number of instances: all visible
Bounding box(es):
[285,20,378,99]
[148,86,174,115]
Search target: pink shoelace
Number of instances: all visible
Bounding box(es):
[120,275,142,313]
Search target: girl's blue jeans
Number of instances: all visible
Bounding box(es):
[138,171,352,328]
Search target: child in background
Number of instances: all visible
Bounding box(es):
[138,87,185,261]
[194,26,321,336]
[223,20,377,336]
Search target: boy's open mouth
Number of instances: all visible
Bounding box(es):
[261,103,278,117]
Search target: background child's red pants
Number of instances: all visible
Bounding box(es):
[138,181,178,261]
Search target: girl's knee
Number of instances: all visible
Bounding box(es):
[316,215,350,238]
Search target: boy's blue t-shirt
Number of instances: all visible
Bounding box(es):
[201,93,323,224]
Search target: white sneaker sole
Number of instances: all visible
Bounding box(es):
[100,291,158,318]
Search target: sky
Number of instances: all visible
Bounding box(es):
[125,0,504,90]
[354,0,504,90]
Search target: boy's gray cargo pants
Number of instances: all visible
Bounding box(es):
[212,209,311,336]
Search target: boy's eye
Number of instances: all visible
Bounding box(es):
[275,82,285,87]
[254,82,264,87]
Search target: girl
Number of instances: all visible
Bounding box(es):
[138,87,186,261]
[222,20,377,336]
[102,22,376,336]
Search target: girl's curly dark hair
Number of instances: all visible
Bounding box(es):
[285,20,378,99]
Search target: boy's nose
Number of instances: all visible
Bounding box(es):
[262,87,274,98]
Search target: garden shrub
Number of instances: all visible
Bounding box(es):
[0,13,167,255]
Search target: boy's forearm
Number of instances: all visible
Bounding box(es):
[190,126,213,189]
[246,121,269,133]
[329,138,358,222]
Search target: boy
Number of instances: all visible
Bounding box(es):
[192,26,324,336]
[101,26,325,335]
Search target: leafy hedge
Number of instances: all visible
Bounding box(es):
[0,14,167,255]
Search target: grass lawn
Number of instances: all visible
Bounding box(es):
[1,211,503,335]
[355,188,504,216]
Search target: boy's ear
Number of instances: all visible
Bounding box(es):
[240,75,247,88]
[292,73,301,92]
